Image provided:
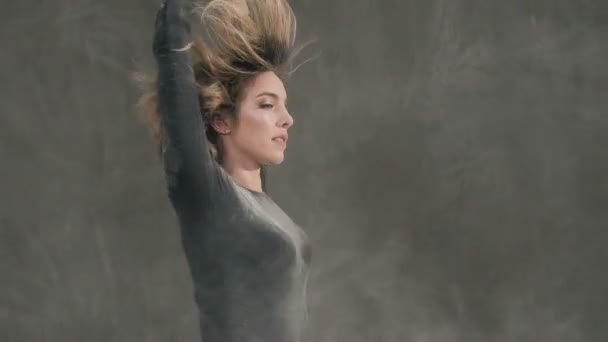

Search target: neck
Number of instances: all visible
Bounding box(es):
[222,156,263,193]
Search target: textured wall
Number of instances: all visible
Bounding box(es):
[2,0,607,341]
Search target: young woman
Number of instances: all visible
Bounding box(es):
[137,0,312,341]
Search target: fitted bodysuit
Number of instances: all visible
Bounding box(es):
[152,1,312,341]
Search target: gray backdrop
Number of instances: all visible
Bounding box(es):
[2,0,607,341]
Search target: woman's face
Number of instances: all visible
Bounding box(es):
[221,71,294,167]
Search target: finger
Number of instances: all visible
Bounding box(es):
[171,41,194,52]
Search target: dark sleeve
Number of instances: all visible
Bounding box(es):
[152,0,222,208]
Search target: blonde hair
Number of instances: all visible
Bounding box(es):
[133,0,308,157]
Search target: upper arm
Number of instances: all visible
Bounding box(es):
[155,51,223,209]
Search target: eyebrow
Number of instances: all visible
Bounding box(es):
[255,92,288,105]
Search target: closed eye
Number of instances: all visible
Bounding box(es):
[260,104,274,109]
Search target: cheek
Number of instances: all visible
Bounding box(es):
[233,109,285,164]
[237,110,275,146]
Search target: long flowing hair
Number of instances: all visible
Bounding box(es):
[133,0,309,158]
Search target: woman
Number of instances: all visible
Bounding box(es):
[137,0,312,341]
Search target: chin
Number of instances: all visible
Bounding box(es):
[263,152,285,165]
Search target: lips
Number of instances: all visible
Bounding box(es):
[272,133,288,145]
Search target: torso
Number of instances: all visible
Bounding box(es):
[176,169,312,342]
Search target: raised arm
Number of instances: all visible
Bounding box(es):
[153,0,219,207]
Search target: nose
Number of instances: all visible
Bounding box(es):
[279,109,294,129]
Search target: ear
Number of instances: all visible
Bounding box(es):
[210,114,235,135]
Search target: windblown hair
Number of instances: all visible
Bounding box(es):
[133,0,306,159]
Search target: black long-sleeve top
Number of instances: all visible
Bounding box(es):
[152,1,312,341]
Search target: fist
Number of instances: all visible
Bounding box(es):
[153,0,193,56]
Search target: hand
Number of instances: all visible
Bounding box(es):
[153,0,193,57]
